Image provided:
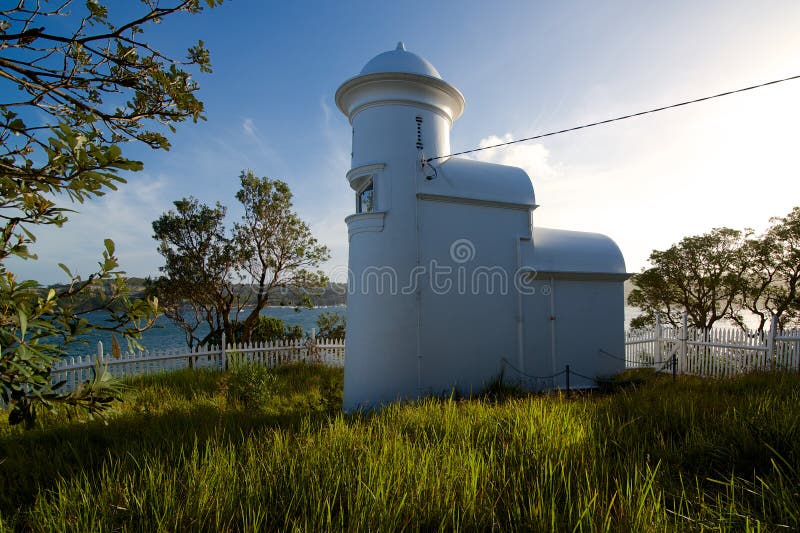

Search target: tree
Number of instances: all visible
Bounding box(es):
[0,1,222,426]
[628,228,747,329]
[315,311,345,340]
[148,198,238,348]
[207,316,304,346]
[767,207,800,328]
[735,207,800,332]
[233,170,329,339]
[149,171,330,347]
[629,211,800,333]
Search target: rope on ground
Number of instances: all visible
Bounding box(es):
[598,348,661,367]
[568,369,600,385]
[502,355,678,393]
[599,348,681,374]
[657,359,676,372]
[501,357,565,381]
[600,348,680,374]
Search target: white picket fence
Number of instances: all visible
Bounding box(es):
[51,335,345,393]
[625,314,800,378]
[47,313,800,392]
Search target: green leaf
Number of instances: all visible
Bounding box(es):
[20,225,37,243]
[106,145,121,160]
[104,238,115,256]
[111,334,122,358]
[8,118,25,132]
[19,310,27,337]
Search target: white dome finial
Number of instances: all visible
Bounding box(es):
[396,41,406,51]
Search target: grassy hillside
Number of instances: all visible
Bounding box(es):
[1,366,798,531]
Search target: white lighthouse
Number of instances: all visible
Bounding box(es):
[337,43,628,410]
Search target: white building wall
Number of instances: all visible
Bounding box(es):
[344,104,455,409]
[520,278,625,389]
[551,280,626,386]
[418,200,529,395]
[520,279,553,383]
[351,106,451,170]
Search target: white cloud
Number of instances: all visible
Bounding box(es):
[468,130,700,272]
[242,117,256,137]
[283,96,353,278]
[175,119,290,193]
[7,175,173,283]
[309,209,349,276]
[471,134,560,182]
[468,85,800,275]
[319,97,351,172]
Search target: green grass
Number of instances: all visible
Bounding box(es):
[1,365,798,531]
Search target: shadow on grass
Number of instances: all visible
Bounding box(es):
[0,363,344,523]
[1,367,798,530]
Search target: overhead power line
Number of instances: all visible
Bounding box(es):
[425,73,800,163]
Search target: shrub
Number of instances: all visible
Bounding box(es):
[224,364,277,410]
[251,316,303,343]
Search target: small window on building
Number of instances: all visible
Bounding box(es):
[357,179,374,213]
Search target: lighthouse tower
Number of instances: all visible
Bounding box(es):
[336,42,464,408]
[337,44,628,411]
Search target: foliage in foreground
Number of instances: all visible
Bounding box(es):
[0,367,798,531]
[0,0,222,426]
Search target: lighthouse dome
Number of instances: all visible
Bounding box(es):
[337,42,464,123]
[360,42,442,79]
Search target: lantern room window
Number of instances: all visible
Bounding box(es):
[357,180,374,213]
[347,163,384,215]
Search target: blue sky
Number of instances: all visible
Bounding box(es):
[12,0,800,284]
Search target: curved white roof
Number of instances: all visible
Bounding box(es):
[524,227,627,275]
[423,157,535,207]
[337,43,465,123]
[360,42,442,79]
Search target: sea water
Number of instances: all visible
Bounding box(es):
[58,306,347,356]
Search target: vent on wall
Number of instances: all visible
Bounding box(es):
[415,116,423,150]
